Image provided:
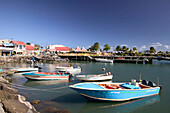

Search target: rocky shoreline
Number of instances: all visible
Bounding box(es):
[0,55,60,65]
[0,76,37,113]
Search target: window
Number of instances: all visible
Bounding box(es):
[19,45,22,49]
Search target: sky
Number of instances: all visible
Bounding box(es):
[0,0,170,51]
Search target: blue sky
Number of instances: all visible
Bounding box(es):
[0,0,170,51]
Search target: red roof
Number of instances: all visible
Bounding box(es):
[55,47,70,51]
[26,45,34,50]
[12,41,26,45]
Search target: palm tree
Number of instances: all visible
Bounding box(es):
[116,45,122,52]
[150,47,156,53]
[122,46,127,52]
[133,47,137,52]
[103,44,111,52]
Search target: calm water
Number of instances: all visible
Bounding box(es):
[7,61,170,113]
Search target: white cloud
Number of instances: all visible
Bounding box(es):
[150,42,162,48]
[139,45,147,51]
[121,44,128,47]
[164,45,170,49]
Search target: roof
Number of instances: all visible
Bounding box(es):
[75,46,81,51]
[12,41,26,45]
[3,43,14,46]
[55,47,70,51]
[81,47,87,52]
[26,45,34,50]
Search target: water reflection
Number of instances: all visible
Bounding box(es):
[79,95,160,113]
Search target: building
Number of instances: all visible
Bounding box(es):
[12,41,26,55]
[0,39,14,56]
[46,44,70,54]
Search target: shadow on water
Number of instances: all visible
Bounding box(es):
[23,79,69,87]
[78,95,160,113]
[53,92,87,103]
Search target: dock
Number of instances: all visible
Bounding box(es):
[58,54,170,64]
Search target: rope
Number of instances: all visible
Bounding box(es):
[11,83,69,93]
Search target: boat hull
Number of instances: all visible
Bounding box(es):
[56,66,81,73]
[22,72,69,80]
[77,75,113,81]
[70,83,160,101]
[14,68,39,72]
[95,58,113,63]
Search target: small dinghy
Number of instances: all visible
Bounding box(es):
[56,65,81,73]
[22,72,70,80]
[76,72,113,81]
[70,79,161,101]
[95,58,113,63]
[7,67,39,73]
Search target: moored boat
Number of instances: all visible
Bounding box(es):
[56,65,81,73]
[22,72,70,80]
[70,79,161,101]
[95,58,113,63]
[76,72,113,81]
[8,67,39,73]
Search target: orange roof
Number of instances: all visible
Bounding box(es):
[12,41,26,45]
[26,45,34,50]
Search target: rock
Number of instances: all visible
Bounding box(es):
[20,95,26,101]
[0,83,18,94]
[0,90,18,100]
[4,76,11,81]
[0,77,8,83]
[2,99,29,113]
[0,104,5,113]
[31,100,40,104]
[18,95,33,110]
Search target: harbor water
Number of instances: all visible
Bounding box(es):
[6,61,170,113]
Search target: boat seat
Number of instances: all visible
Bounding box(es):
[142,80,148,86]
[148,81,156,87]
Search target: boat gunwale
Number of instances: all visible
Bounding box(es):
[69,83,160,91]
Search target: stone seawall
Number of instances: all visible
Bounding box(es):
[0,55,59,65]
[0,76,37,113]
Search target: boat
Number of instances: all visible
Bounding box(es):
[22,72,70,80]
[95,58,113,63]
[76,72,113,81]
[56,65,81,73]
[70,79,161,101]
[7,67,39,73]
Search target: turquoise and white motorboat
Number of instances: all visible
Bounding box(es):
[22,72,70,80]
[70,79,161,101]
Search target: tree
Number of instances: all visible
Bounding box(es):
[133,47,137,52]
[103,44,111,52]
[150,47,156,53]
[90,42,100,51]
[129,49,133,56]
[116,45,122,52]
[122,46,127,52]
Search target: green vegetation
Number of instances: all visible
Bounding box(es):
[150,47,156,53]
[103,44,110,52]
[87,42,170,57]
[89,42,100,51]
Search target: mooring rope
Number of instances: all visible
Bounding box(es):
[11,83,69,93]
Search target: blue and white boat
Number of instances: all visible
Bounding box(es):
[70,80,161,101]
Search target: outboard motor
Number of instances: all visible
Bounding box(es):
[148,81,156,87]
[142,80,148,86]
